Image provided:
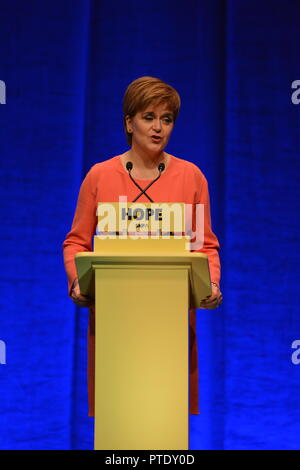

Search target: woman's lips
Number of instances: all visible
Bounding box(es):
[150,136,162,142]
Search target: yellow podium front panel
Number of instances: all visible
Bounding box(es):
[94,264,189,450]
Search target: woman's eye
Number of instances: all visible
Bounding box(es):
[143,115,173,123]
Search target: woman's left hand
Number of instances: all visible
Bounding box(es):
[200,284,223,309]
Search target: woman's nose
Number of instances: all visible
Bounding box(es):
[152,119,162,131]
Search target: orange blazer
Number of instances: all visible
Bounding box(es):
[63,153,221,416]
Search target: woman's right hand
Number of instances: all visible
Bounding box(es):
[71,278,94,307]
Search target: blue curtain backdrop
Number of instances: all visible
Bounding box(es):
[0,0,299,450]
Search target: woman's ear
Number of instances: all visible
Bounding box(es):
[125,115,132,133]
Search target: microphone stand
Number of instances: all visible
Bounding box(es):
[126,162,165,202]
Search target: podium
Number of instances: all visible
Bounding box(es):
[75,236,211,450]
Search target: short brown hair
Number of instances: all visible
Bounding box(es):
[123,76,181,146]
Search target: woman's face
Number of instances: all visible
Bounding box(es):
[126,102,174,154]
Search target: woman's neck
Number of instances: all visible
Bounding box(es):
[125,147,168,171]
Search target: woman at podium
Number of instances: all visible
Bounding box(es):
[63,76,222,418]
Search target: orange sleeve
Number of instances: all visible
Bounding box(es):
[194,174,221,288]
[62,168,97,296]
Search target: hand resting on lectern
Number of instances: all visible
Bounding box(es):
[200,284,223,309]
[71,278,94,308]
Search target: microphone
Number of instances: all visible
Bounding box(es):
[126,161,165,202]
[126,161,133,172]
